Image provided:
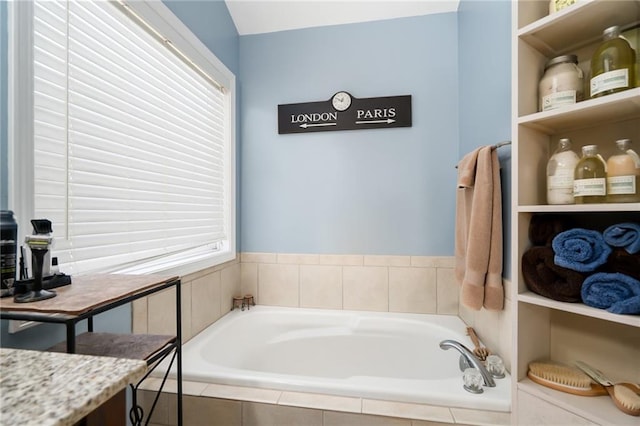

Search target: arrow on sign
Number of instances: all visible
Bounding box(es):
[355,119,396,125]
[300,122,337,129]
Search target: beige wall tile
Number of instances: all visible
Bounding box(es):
[343,266,389,312]
[410,256,438,268]
[137,377,164,392]
[211,257,240,273]
[183,395,242,426]
[432,257,455,268]
[324,412,411,426]
[258,263,299,307]
[319,254,364,266]
[191,272,221,336]
[299,265,343,309]
[241,263,258,300]
[132,298,148,334]
[242,402,323,426]
[436,268,459,315]
[277,253,320,265]
[498,300,513,372]
[278,391,361,413]
[362,400,454,423]
[389,267,437,314]
[450,408,511,426]
[138,390,172,425]
[180,281,193,342]
[457,286,476,327]
[148,288,177,335]
[364,255,411,267]
[241,252,277,263]
[221,263,241,314]
[201,383,281,404]
[472,308,501,361]
[146,378,207,397]
[410,256,454,268]
[181,380,209,396]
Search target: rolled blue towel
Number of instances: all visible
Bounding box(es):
[603,222,640,254]
[552,228,612,272]
[581,272,640,315]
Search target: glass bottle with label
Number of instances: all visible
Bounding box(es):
[539,55,584,112]
[590,26,636,98]
[547,138,579,204]
[606,139,640,203]
[574,145,607,204]
[549,0,577,14]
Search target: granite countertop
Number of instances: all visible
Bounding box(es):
[0,347,147,426]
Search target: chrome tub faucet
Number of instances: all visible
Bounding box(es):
[439,339,496,388]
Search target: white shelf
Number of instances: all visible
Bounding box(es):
[517,88,640,135]
[518,0,640,56]
[518,378,640,426]
[514,1,640,423]
[518,292,640,328]
[517,203,640,213]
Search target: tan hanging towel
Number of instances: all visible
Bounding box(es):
[454,145,504,310]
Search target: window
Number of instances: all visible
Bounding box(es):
[9,0,236,276]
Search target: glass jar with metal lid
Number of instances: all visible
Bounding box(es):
[539,54,584,112]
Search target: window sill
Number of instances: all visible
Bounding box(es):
[114,243,236,278]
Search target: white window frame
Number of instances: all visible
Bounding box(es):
[8,0,236,278]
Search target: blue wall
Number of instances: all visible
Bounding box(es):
[458,0,512,278]
[239,13,460,255]
[163,0,239,75]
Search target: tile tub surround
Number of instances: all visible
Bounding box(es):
[132,254,462,343]
[240,253,460,315]
[0,347,147,426]
[133,258,241,342]
[138,378,510,426]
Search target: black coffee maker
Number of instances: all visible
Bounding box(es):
[14,219,56,303]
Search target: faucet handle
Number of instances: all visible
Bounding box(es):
[486,355,506,379]
[463,368,484,394]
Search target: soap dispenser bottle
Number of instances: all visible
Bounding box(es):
[590,25,636,98]
[606,139,640,203]
[547,138,579,204]
[574,145,607,204]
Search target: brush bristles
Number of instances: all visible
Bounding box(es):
[614,385,640,412]
[528,362,593,390]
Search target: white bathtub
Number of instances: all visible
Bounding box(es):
[164,306,510,412]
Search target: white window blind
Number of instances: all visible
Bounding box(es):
[33,0,230,275]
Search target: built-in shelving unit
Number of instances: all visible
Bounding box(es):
[512,1,640,425]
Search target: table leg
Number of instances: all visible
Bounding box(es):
[66,322,76,353]
[175,279,182,426]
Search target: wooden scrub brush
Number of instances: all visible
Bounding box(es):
[527,361,607,396]
[528,360,640,416]
[576,361,640,417]
[466,327,490,361]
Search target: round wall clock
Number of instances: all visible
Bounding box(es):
[331,91,352,111]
